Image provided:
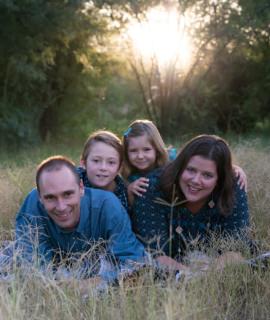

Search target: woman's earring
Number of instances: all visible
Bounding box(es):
[208,194,215,208]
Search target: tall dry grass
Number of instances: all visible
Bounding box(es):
[0,138,269,320]
[232,138,270,245]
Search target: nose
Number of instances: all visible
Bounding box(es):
[100,161,108,170]
[56,198,67,212]
[137,151,144,159]
[191,172,201,184]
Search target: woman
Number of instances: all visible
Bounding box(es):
[160,134,249,259]
[131,134,249,264]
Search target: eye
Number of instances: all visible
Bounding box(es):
[143,147,152,152]
[186,166,195,173]
[63,191,74,198]
[44,195,55,201]
[128,148,137,153]
[203,172,214,179]
[109,160,116,165]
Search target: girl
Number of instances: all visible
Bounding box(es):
[122,119,168,204]
[122,119,170,254]
[77,130,129,211]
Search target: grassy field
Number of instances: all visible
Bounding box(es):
[0,137,270,320]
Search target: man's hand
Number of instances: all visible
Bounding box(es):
[58,276,102,297]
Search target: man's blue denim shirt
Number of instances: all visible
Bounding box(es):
[15,187,146,280]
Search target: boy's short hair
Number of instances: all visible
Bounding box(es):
[81,130,123,166]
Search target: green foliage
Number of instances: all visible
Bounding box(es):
[178,0,270,135]
[0,0,117,145]
[96,75,146,132]
[0,0,161,146]
[128,0,270,137]
[1,0,270,144]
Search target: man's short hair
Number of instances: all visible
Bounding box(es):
[36,155,80,193]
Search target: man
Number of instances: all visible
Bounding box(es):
[15,155,146,283]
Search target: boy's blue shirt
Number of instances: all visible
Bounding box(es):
[15,187,145,279]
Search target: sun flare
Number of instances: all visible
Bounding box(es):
[126,5,194,70]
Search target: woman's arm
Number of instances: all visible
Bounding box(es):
[220,181,249,238]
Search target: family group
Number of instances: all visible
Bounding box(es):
[2,119,252,288]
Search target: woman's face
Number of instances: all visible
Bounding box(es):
[179,155,218,208]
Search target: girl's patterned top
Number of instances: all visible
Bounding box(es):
[76,167,129,212]
[129,169,170,256]
[131,169,249,257]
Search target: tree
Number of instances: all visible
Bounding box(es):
[126,0,270,136]
[0,0,110,143]
[0,0,155,144]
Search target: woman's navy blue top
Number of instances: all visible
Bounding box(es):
[130,169,249,257]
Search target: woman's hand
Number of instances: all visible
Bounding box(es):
[233,164,247,192]
[156,255,188,271]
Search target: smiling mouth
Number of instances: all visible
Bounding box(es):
[96,175,109,178]
[55,212,70,220]
[188,184,202,192]
[136,161,148,166]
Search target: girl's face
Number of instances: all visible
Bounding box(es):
[179,155,218,211]
[82,142,120,191]
[127,134,157,173]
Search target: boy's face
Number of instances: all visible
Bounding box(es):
[39,166,84,230]
[81,141,120,192]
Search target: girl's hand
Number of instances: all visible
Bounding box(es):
[233,164,247,192]
[128,177,149,197]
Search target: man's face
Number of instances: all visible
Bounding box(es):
[39,166,84,230]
